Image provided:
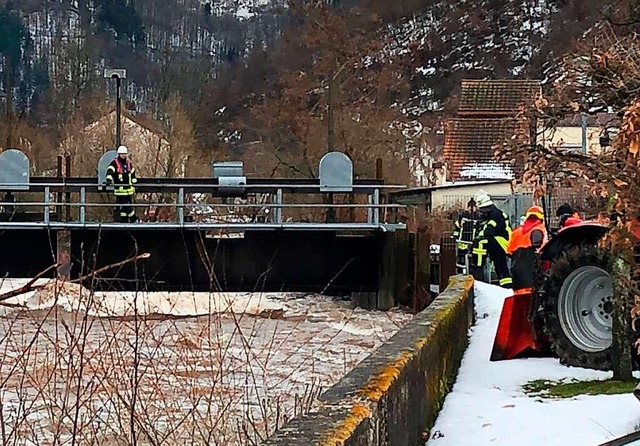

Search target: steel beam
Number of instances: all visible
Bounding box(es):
[0,222,406,231]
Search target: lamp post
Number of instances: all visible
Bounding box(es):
[104,68,127,147]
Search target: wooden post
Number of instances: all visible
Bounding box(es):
[56,153,72,282]
[57,230,71,281]
[439,236,457,293]
[413,225,431,313]
[394,229,410,308]
[375,158,383,180]
[377,231,397,311]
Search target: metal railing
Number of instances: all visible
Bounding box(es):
[0,177,407,231]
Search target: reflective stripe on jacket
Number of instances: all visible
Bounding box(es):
[105,157,138,196]
[453,216,481,251]
[477,206,512,252]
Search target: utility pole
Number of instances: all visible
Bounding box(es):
[328,77,335,152]
[104,68,127,147]
[5,55,13,149]
[326,76,336,223]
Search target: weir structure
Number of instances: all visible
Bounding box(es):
[0,149,429,310]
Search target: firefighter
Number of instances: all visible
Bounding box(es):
[104,145,138,223]
[452,198,482,274]
[490,205,549,361]
[470,190,513,288]
[507,205,548,292]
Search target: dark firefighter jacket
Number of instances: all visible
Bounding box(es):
[507,218,547,291]
[105,157,138,196]
[452,211,482,251]
[477,205,511,252]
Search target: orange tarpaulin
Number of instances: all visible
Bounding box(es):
[490,289,546,361]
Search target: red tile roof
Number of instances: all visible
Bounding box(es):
[444,118,524,181]
[458,79,542,116]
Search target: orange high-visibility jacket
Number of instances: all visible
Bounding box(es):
[507,219,548,292]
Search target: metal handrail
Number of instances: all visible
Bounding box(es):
[0,179,407,228]
[0,221,407,231]
[0,181,406,190]
[0,201,404,209]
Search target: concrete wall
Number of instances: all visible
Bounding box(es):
[69,229,382,294]
[263,275,475,446]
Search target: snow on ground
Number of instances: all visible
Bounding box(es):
[0,278,413,445]
[428,282,640,446]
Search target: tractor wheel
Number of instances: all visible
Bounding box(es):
[539,245,613,370]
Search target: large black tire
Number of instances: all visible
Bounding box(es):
[538,245,614,370]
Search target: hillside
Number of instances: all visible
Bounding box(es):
[0,0,635,182]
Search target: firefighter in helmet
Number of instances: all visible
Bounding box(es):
[507,205,548,293]
[104,145,138,223]
[470,190,513,288]
[452,198,482,274]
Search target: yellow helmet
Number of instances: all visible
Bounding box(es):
[525,205,544,220]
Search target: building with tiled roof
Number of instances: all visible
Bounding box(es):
[443,79,541,182]
[444,118,520,181]
[457,79,542,116]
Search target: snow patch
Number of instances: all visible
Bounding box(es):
[459,163,515,180]
[429,281,640,446]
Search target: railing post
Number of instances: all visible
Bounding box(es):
[80,187,86,224]
[373,188,380,226]
[367,194,373,224]
[276,188,283,224]
[178,188,184,225]
[44,186,50,225]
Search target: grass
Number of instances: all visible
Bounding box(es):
[523,378,638,398]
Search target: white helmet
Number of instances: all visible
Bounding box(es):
[473,189,493,208]
[117,145,128,155]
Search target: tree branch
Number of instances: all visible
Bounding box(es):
[0,263,59,303]
[71,252,151,283]
[0,253,151,305]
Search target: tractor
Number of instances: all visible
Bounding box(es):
[535,220,615,369]
[510,217,639,370]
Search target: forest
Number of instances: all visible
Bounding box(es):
[0,0,638,180]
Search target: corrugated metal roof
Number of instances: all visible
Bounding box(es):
[458,79,542,115]
[443,118,522,181]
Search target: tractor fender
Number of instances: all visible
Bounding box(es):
[539,221,609,262]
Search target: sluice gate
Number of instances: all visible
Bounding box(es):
[0,150,426,309]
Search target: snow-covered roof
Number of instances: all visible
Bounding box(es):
[459,162,515,180]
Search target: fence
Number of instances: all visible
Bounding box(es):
[441,188,606,229]
[0,178,406,231]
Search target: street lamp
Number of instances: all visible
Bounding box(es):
[103,68,127,147]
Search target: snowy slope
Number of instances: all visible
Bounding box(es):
[428,282,640,446]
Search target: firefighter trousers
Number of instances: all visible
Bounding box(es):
[471,237,513,288]
[115,195,137,223]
